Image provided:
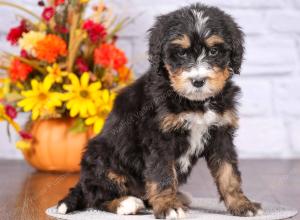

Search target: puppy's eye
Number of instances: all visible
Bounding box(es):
[178,50,187,58]
[209,47,219,56]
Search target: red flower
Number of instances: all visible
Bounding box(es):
[20,49,29,58]
[35,34,67,63]
[94,43,127,70]
[83,20,106,43]
[5,105,17,119]
[76,57,89,73]
[6,20,28,45]
[9,58,33,82]
[42,7,55,21]
[54,0,65,6]
[19,131,33,140]
[55,25,68,34]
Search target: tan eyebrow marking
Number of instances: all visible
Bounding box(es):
[171,34,191,48]
[205,35,224,47]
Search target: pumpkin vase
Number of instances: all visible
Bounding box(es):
[22,118,94,172]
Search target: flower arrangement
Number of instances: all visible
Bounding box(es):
[0,0,133,152]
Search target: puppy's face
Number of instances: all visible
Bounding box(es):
[165,31,231,101]
[149,4,244,101]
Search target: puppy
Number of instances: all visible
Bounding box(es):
[58,3,262,219]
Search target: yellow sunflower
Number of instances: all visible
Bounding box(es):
[0,87,3,101]
[18,76,63,120]
[46,63,68,83]
[0,78,10,100]
[0,104,5,122]
[16,140,31,151]
[85,89,116,134]
[63,72,101,118]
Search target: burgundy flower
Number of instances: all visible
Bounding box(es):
[112,35,119,44]
[42,7,55,21]
[55,25,68,34]
[83,20,107,43]
[76,57,89,73]
[38,1,45,6]
[6,20,28,45]
[19,131,33,140]
[20,49,28,58]
[5,105,17,119]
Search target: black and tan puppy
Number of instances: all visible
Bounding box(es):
[58,3,262,219]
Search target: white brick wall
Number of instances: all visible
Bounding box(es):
[1,0,300,159]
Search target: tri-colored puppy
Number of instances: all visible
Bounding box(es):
[58,3,262,219]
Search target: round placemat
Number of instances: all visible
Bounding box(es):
[46,197,298,220]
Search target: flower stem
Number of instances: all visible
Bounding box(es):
[67,8,81,72]
[0,65,9,70]
[3,51,47,75]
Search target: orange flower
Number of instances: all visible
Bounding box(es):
[9,58,32,82]
[35,34,67,63]
[94,43,127,70]
[117,66,133,83]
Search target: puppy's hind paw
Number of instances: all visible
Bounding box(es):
[117,196,145,215]
[57,203,68,214]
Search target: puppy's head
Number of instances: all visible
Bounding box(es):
[148,4,244,101]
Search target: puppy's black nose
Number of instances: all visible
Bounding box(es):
[191,79,206,88]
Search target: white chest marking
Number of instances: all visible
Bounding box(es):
[177,110,227,173]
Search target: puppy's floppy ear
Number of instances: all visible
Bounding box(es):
[229,25,245,75]
[148,15,167,73]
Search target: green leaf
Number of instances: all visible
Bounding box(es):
[6,122,12,142]
[69,117,87,133]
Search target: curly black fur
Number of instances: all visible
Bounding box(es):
[58,3,262,218]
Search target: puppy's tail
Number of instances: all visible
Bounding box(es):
[57,183,85,214]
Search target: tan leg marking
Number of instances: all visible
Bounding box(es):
[215,162,262,216]
[223,109,239,128]
[146,163,186,218]
[107,170,128,193]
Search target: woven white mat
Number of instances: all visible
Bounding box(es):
[46,197,297,220]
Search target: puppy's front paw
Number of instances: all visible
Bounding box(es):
[155,207,186,219]
[166,208,186,219]
[228,199,262,217]
[154,205,186,219]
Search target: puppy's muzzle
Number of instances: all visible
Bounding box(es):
[191,78,206,88]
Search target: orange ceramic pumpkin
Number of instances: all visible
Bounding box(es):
[22,118,94,172]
